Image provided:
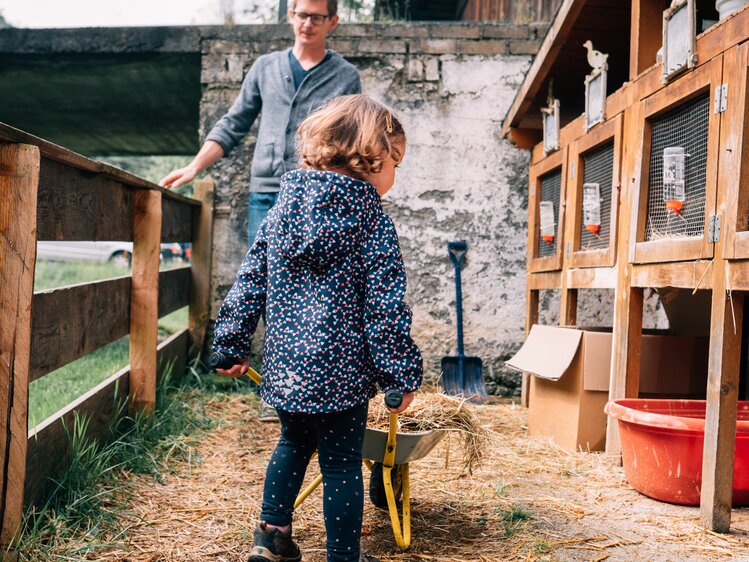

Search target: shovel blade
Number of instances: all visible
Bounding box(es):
[440,356,488,404]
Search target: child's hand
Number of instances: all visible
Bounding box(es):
[216,358,250,378]
[387,391,414,414]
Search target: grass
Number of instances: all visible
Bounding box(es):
[19,362,224,561]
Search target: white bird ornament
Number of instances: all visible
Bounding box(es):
[583,40,608,71]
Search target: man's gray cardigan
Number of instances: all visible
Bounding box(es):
[206,48,361,193]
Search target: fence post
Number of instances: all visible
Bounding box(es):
[0,143,39,559]
[189,179,215,357]
[130,189,162,414]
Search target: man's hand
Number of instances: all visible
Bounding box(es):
[216,358,250,378]
[159,164,199,189]
[159,141,224,189]
[387,391,415,414]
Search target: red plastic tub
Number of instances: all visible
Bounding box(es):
[605,399,749,506]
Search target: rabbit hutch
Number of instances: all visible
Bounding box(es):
[502,0,749,532]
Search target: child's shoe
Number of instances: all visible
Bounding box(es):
[247,521,301,562]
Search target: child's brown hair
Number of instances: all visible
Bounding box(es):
[297,94,406,180]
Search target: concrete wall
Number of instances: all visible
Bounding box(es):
[202,22,547,394]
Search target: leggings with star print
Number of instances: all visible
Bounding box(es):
[260,402,369,562]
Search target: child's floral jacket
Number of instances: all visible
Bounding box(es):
[213,169,423,413]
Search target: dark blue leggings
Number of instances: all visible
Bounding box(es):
[260,403,369,562]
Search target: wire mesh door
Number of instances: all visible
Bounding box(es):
[537,169,562,259]
[645,92,710,241]
[579,142,615,252]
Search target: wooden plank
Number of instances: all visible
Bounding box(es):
[607,100,644,456]
[521,288,540,408]
[631,261,714,289]
[37,157,135,242]
[25,329,189,506]
[0,143,39,556]
[721,43,749,260]
[189,179,215,355]
[700,43,744,531]
[501,0,587,136]
[633,237,707,264]
[728,261,749,291]
[700,274,743,531]
[0,122,199,209]
[629,0,663,79]
[566,266,617,289]
[161,196,193,243]
[526,271,562,290]
[30,277,131,382]
[129,190,162,414]
[158,267,191,318]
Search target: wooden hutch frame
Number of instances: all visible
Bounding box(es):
[503,0,749,533]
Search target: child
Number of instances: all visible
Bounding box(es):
[212,94,423,562]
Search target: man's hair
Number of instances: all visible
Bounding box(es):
[298,94,406,179]
[291,0,338,16]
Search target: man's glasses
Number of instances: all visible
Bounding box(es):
[293,11,330,25]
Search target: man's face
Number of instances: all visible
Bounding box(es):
[289,0,338,49]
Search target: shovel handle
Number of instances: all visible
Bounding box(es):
[447,241,467,267]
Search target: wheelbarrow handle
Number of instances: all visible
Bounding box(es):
[384,389,403,409]
[207,351,261,385]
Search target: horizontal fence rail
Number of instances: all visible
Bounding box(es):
[0,121,215,557]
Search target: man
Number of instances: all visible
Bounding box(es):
[161,0,361,420]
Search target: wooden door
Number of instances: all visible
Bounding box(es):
[528,147,568,273]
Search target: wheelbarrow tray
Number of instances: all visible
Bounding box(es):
[362,427,446,465]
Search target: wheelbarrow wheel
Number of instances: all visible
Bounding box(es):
[369,462,403,508]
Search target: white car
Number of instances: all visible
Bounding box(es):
[36,241,184,266]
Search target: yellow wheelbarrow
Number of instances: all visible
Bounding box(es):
[207,352,446,550]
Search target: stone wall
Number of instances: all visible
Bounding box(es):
[201,22,548,394]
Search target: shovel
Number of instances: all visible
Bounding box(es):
[441,241,488,404]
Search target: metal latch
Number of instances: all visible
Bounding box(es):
[714,84,728,113]
[708,214,721,243]
[566,241,571,258]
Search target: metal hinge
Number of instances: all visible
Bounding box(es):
[708,214,721,243]
[714,84,728,113]
[566,242,571,258]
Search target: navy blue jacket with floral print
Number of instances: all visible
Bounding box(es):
[212,169,423,413]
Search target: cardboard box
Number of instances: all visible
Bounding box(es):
[506,325,709,452]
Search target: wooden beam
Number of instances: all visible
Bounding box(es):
[189,179,215,356]
[25,329,189,506]
[0,143,39,557]
[607,100,645,456]
[158,267,191,318]
[631,261,714,290]
[700,279,743,531]
[129,190,162,415]
[30,277,131,382]
[700,42,744,532]
[508,127,543,149]
[522,288,540,408]
[0,122,199,209]
[30,268,190,383]
[161,196,193,243]
[629,0,664,80]
[501,0,587,137]
[36,157,135,242]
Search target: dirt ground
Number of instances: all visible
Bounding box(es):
[99,394,749,561]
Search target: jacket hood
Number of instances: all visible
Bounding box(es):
[276,169,378,272]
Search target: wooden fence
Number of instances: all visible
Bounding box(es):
[0,122,214,558]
